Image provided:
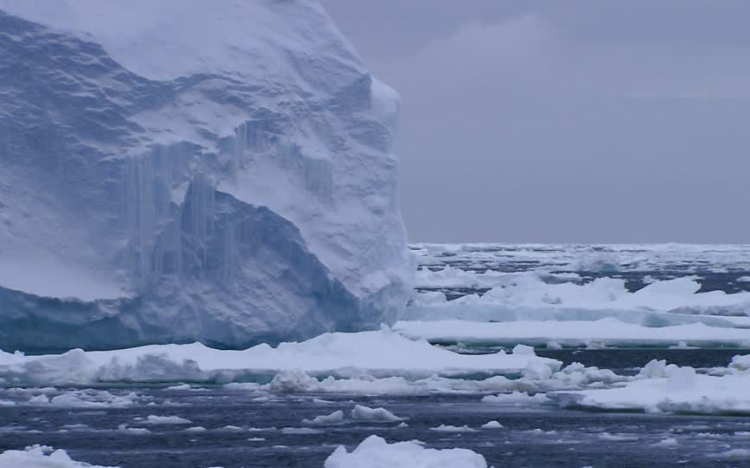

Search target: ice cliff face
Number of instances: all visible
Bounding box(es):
[0,0,413,351]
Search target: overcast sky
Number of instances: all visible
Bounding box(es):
[322,1,750,244]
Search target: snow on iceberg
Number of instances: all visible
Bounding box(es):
[0,328,560,385]
[553,356,750,415]
[0,445,117,468]
[324,435,487,468]
[0,0,413,351]
[395,318,750,348]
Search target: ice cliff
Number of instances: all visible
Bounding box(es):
[0,0,413,351]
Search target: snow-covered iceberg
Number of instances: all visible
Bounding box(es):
[0,0,413,351]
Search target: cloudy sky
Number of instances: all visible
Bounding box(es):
[322,1,750,244]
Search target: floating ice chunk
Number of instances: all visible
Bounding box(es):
[737,277,750,283]
[546,341,563,350]
[165,384,191,391]
[523,361,554,380]
[481,421,504,429]
[0,445,119,467]
[281,427,323,435]
[220,425,244,432]
[117,425,151,435]
[396,319,750,348]
[710,449,750,459]
[598,433,637,441]
[351,405,402,422]
[183,426,206,433]
[482,391,550,406]
[430,424,477,433]
[139,415,192,425]
[324,435,487,468]
[730,354,750,372]
[512,344,536,356]
[303,410,345,426]
[653,438,679,447]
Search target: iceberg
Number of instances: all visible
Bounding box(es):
[0,0,413,351]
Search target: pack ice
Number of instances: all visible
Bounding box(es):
[0,0,413,351]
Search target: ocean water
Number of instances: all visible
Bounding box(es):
[1,350,749,468]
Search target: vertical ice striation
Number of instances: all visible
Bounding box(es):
[0,0,414,351]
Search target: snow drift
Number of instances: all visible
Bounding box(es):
[0,0,413,350]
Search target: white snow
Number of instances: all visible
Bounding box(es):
[324,435,487,468]
[395,319,750,348]
[351,405,402,423]
[0,328,559,385]
[0,445,118,468]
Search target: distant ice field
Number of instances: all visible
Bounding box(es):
[405,243,750,350]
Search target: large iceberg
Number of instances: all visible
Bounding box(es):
[0,0,413,351]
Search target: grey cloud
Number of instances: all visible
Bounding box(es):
[323,0,750,243]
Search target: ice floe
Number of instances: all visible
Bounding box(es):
[0,328,558,386]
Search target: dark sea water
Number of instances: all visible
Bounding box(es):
[2,349,749,468]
